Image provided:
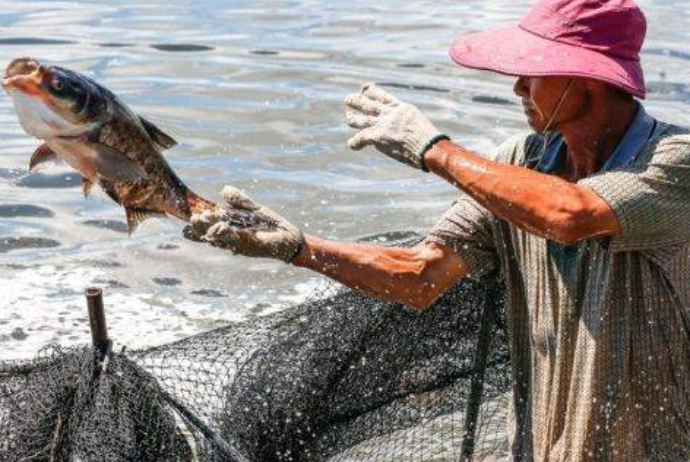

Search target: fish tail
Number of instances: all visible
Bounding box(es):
[182,188,278,230]
[185,189,221,217]
[158,187,220,223]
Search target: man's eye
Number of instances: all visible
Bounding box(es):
[51,77,64,91]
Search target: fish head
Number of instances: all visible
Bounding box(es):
[3,57,110,139]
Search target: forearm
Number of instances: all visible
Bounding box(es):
[424,140,617,244]
[292,235,467,310]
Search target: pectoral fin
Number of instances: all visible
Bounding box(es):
[139,116,177,150]
[29,144,58,172]
[125,207,164,235]
[86,142,148,183]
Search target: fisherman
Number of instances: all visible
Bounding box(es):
[187,0,690,460]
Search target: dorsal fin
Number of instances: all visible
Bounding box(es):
[139,116,177,150]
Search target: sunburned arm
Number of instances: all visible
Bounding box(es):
[292,236,468,311]
[424,140,620,245]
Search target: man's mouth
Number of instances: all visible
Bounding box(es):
[523,106,541,122]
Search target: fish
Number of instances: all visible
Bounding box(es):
[2,57,269,234]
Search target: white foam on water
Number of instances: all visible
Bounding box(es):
[0,264,324,360]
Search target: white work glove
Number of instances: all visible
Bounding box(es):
[185,186,304,263]
[345,83,449,171]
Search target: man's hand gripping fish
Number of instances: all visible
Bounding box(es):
[2,57,273,234]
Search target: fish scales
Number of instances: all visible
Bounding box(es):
[3,57,271,233]
[95,114,191,221]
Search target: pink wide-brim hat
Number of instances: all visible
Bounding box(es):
[449,0,647,99]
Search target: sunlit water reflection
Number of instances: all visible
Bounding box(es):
[1,0,689,358]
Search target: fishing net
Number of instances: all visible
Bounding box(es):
[0,242,511,462]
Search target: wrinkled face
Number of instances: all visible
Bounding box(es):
[2,57,108,139]
[513,75,585,133]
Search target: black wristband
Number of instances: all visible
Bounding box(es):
[419,134,451,172]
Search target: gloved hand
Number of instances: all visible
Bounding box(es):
[184,186,304,263]
[345,83,449,171]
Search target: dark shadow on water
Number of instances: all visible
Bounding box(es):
[153,277,182,286]
[396,63,426,68]
[647,80,690,101]
[78,259,123,268]
[16,172,80,189]
[472,95,516,106]
[247,302,270,316]
[378,82,449,93]
[0,168,24,180]
[0,204,54,218]
[0,236,60,253]
[357,230,420,244]
[92,278,130,289]
[0,37,75,45]
[99,42,133,48]
[645,48,690,62]
[190,289,226,298]
[81,219,128,234]
[0,38,212,50]
[151,44,214,52]
[249,49,280,55]
[0,263,31,270]
[10,328,27,341]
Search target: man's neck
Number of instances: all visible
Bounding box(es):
[559,99,638,182]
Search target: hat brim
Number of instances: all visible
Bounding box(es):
[449,26,646,99]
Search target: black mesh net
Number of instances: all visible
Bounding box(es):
[0,253,510,461]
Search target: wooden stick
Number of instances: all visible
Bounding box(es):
[85,287,110,357]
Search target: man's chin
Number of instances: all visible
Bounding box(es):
[524,114,545,133]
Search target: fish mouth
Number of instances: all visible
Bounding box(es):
[3,58,89,138]
[3,58,49,98]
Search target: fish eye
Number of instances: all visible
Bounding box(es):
[50,76,64,91]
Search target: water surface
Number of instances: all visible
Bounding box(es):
[1,0,689,358]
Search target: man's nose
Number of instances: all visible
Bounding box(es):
[513,76,529,98]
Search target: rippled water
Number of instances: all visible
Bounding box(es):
[1,0,690,358]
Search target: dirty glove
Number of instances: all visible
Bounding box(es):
[345,83,449,171]
[185,186,304,263]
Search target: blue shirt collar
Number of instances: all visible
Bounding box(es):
[537,103,658,174]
